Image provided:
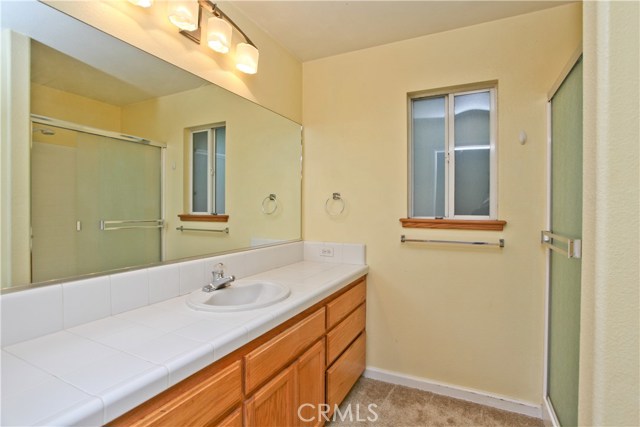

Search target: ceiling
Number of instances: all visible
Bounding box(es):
[229,1,574,62]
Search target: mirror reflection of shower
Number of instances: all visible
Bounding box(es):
[29,116,164,283]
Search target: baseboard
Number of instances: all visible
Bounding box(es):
[541,396,560,427]
[363,366,542,419]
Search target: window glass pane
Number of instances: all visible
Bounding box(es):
[192,131,208,212]
[214,127,226,214]
[412,96,446,217]
[454,92,491,215]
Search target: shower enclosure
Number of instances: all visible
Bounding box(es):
[30,116,164,283]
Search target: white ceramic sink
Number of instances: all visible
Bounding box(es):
[186,280,290,312]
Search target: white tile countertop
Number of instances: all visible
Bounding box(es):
[1,243,367,426]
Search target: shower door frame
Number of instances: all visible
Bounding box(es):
[30,114,167,271]
[542,48,583,427]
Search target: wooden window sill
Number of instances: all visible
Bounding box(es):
[400,218,506,231]
[178,214,229,223]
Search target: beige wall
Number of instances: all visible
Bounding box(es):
[31,83,122,132]
[44,0,302,123]
[303,4,582,404]
[580,1,639,425]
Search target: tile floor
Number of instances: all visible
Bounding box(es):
[327,378,544,427]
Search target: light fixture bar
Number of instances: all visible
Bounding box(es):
[179,0,257,48]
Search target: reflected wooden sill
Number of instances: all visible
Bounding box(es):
[178,214,229,223]
[400,218,506,231]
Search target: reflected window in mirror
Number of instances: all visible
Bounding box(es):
[190,125,226,215]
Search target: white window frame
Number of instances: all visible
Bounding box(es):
[189,125,225,215]
[408,84,498,220]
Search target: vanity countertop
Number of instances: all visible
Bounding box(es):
[1,261,368,426]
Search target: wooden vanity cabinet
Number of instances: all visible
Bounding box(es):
[111,276,366,427]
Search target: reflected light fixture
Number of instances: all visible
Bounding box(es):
[167,1,200,31]
[130,0,259,74]
[128,0,153,8]
[207,16,232,53]
[235,43,259,75]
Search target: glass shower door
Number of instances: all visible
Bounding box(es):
[75,131,162,276]
[546,58,583,426]
[31,124,162,282]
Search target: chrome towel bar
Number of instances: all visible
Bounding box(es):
[401,235,505,248]
[541,230,581,259]
[176,226,229,234]
[100,219,164,231]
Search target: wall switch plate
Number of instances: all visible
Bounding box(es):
[320,247,334,257]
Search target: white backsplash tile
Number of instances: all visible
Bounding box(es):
[148,264,180,304]
[303,241,366,265]
[342,243,366,265]
[63,276,111,329]
[179,259,205,295]
[0,285,64,347]
[303,241,324,263]
[110,270,149,315]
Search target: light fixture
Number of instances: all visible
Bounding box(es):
[128,0,153,8]
[129,0,259,74]
[207,16,232,54]
[235,43,259,74]
[167,1,200,32]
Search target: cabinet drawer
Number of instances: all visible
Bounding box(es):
[245,308,325,394]
[326,332,366,410]
[213,407,242,427]
[326,279,366,329]
[129,360,242,427]
[326,303,366,365]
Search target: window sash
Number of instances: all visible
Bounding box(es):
[190,127,224,215]
[409,87,497,220]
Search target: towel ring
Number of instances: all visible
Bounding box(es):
[262,194,278,215]
[325,192,345,217]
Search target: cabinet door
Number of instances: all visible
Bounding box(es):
[245,365,297,427]
[297,340,325,427]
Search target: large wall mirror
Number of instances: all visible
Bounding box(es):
[1,1,302,291]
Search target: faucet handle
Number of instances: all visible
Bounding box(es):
[213,263,225,279]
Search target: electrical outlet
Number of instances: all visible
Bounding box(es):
[320,247,334,257]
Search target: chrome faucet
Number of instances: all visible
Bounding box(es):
[202,263,235,292]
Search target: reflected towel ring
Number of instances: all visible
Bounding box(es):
[325,192,345,217]
[262,193,279,215]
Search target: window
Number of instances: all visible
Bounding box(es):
[409,85,497,221]
[190,126,226,215]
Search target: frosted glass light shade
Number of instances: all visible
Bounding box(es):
[207,16,232,54]
[236,43,259,74]
[168,1,199,31]
[128,0,153,7]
